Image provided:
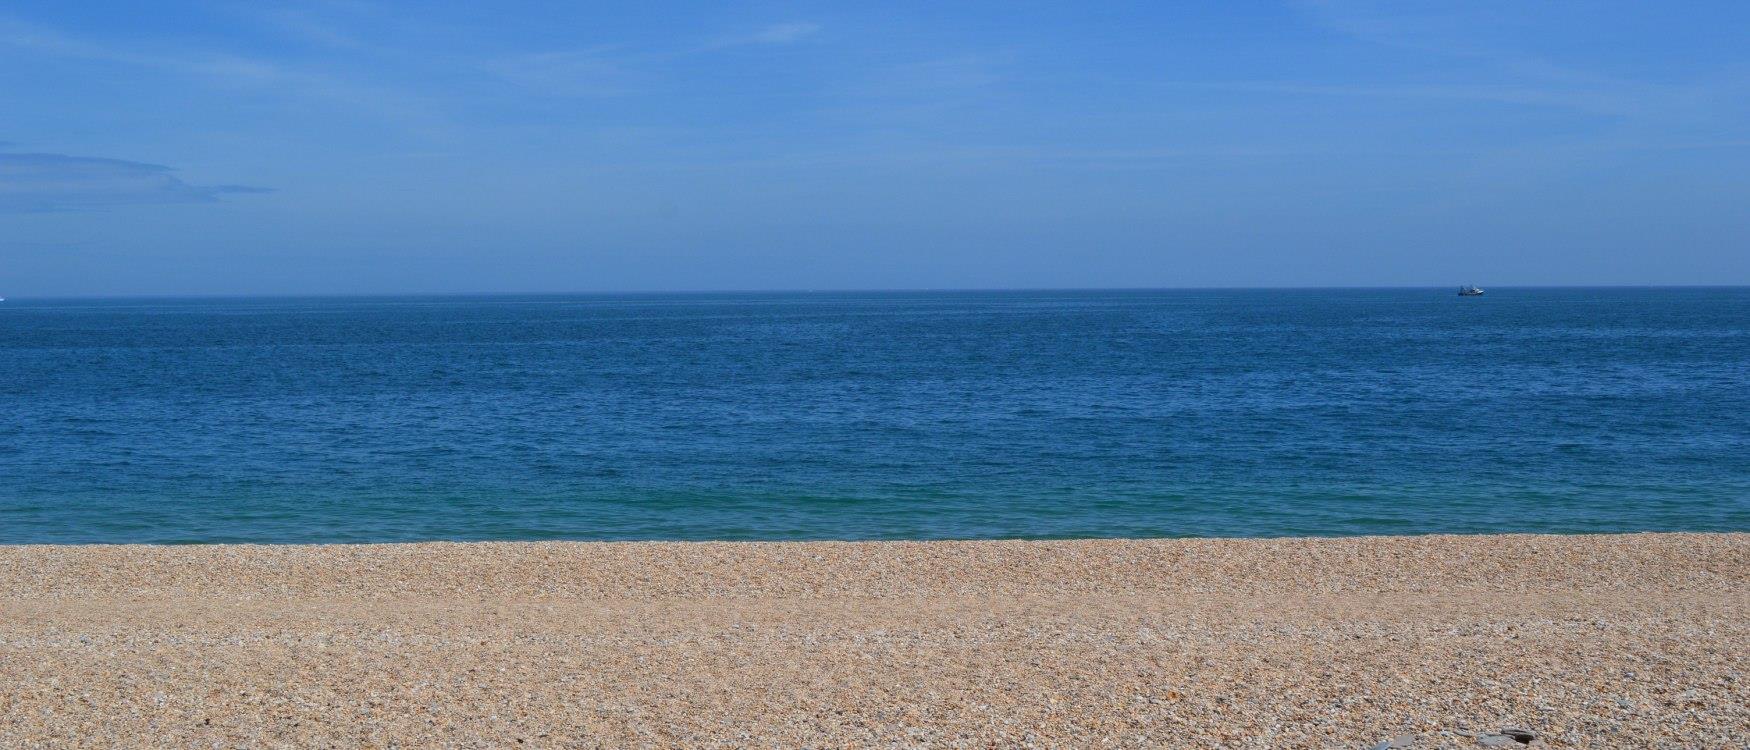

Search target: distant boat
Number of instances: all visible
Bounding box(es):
[1458,286,1484,296]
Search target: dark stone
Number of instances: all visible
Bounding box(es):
[1500,727,1536,743]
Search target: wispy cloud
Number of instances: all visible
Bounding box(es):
[488,21,822,97]
[252,7,368,50]
[0,152,270,212]
[1157,80,1666,118]
[486,47,642,97]
[860,55,1006,95]
[720,22,821,47]
[0,17,273,83]
[0,16,448,134]
[1282,0,1750,149]
[1293,0,1510,58]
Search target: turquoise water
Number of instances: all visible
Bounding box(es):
[1,288,1746,543]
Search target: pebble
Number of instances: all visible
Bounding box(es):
[1,533,1745,748]
[1499,727,1535,742]
[1476,727,1536,746]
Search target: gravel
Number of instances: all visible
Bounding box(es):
[1,532,1745,748]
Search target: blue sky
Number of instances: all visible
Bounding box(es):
[3,1,1748,295]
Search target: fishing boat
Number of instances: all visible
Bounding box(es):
[1458,285,1484,296]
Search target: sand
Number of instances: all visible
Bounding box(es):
[1,533,1745,748]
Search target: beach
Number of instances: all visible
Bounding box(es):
[3,533,1746,748]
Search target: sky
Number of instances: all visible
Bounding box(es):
[3,1,1749,296]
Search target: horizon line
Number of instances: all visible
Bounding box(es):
[3,283,1750,301]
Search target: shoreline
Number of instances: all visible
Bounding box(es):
[4,532,1746,747]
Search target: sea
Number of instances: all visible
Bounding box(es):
[1,288,1746,544]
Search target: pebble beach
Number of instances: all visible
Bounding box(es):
[3,533,1746,748]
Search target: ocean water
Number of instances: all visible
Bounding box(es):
[1,288,1746,544]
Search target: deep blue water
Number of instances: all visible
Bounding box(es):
[1,288,1747,544]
